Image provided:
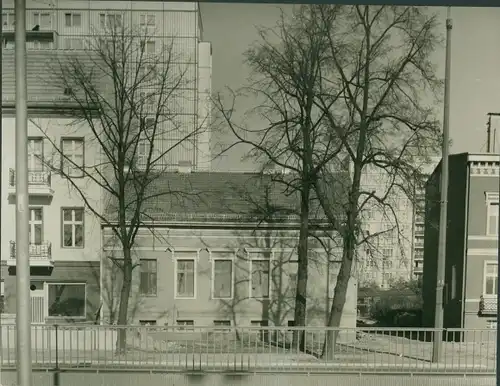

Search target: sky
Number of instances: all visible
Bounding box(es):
[199,4,500,171]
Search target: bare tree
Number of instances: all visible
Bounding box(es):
[214,5,442,357]
[31,24,204,352]
[306,5,441,358]
[213,9,346,349]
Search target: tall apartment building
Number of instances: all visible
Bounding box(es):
[423,153,499,331]
[411,158,439,280]
[357,157,439,288]
[0,1,212,323]
[357,169,414,288]
[2,0,212,170]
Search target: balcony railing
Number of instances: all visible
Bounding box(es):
[413,266,423,274]
[8,169,53,196]
[9,241,53,265]
[479,297,497,316]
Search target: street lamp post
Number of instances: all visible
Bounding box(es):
[431,7,452,363]
[15,0,33,385]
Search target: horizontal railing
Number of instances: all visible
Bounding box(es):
[9,168,52,189]
[479,297,497,316]
[9,241,52,260]
[0,324,495,373]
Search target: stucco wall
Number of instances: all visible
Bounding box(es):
[102,227,357,329]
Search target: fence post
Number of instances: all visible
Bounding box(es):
[53,324,60,386]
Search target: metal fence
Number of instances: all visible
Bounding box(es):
[0,324,496,374]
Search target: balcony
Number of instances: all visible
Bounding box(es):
[8,169,54,197]
[2,20,57,46]
[479,297,497,316]
[413,266,423,274]
[8,241,53,267]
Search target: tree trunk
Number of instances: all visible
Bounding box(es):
[292,187,310,351]
[322,230,356,360]
[116,247,133,354]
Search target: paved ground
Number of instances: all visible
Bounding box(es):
[0,370,495,386]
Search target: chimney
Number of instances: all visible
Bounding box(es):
[177,160,193,174]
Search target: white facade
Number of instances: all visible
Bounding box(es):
[1,118,102,267]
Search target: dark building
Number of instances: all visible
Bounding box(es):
[423,153,499,332]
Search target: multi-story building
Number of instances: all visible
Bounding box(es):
[100,171,357,329]
[1,0,212,323]
[357,167,415,288]
[2,0,212,170]
[423,153,499,331]
[356,157,439,288]
[411,157,439,280]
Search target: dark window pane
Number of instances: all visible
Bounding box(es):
[48,284,86,317]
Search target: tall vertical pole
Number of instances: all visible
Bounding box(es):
[497,154,500,386]
[15,0,32,385]
[487,115,492,153]
[431,7,452,363]
[0,1,3,382]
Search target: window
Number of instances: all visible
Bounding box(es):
[61,138,84,177]
[136,119,157,168]
[176,320,194,331]
[140,259,157,296]
[250,259,270,298]
[214,320,231,331]
[484,261,498,296]
[487,201,499,236]
[415,237,424,247]
[140,40,156,54]
[414,249,424,259]
[62,208,84,248]
[64,13,81,27]
[64,38,84,50]
[99,13,122,29]
[30,40,52,50]
[212,259,233,299]
[140,14,156,27]
[382,272,393,287]
[138,64,157,83]
[29,208,43,245]
[139,92,155,110]
[33,12,52,29]
[175,259,195,298]
[47,283,86,318]
[139,320,156,326]
[382,248,393,259]
[250,320,268,327]
[136,141,150,169]
[214,320,231,326]
[28,138,43,171]
[98,38,114,53]
[2,13,15,28]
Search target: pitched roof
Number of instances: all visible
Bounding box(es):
[2,50,104,108]
[104,171,349,224]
